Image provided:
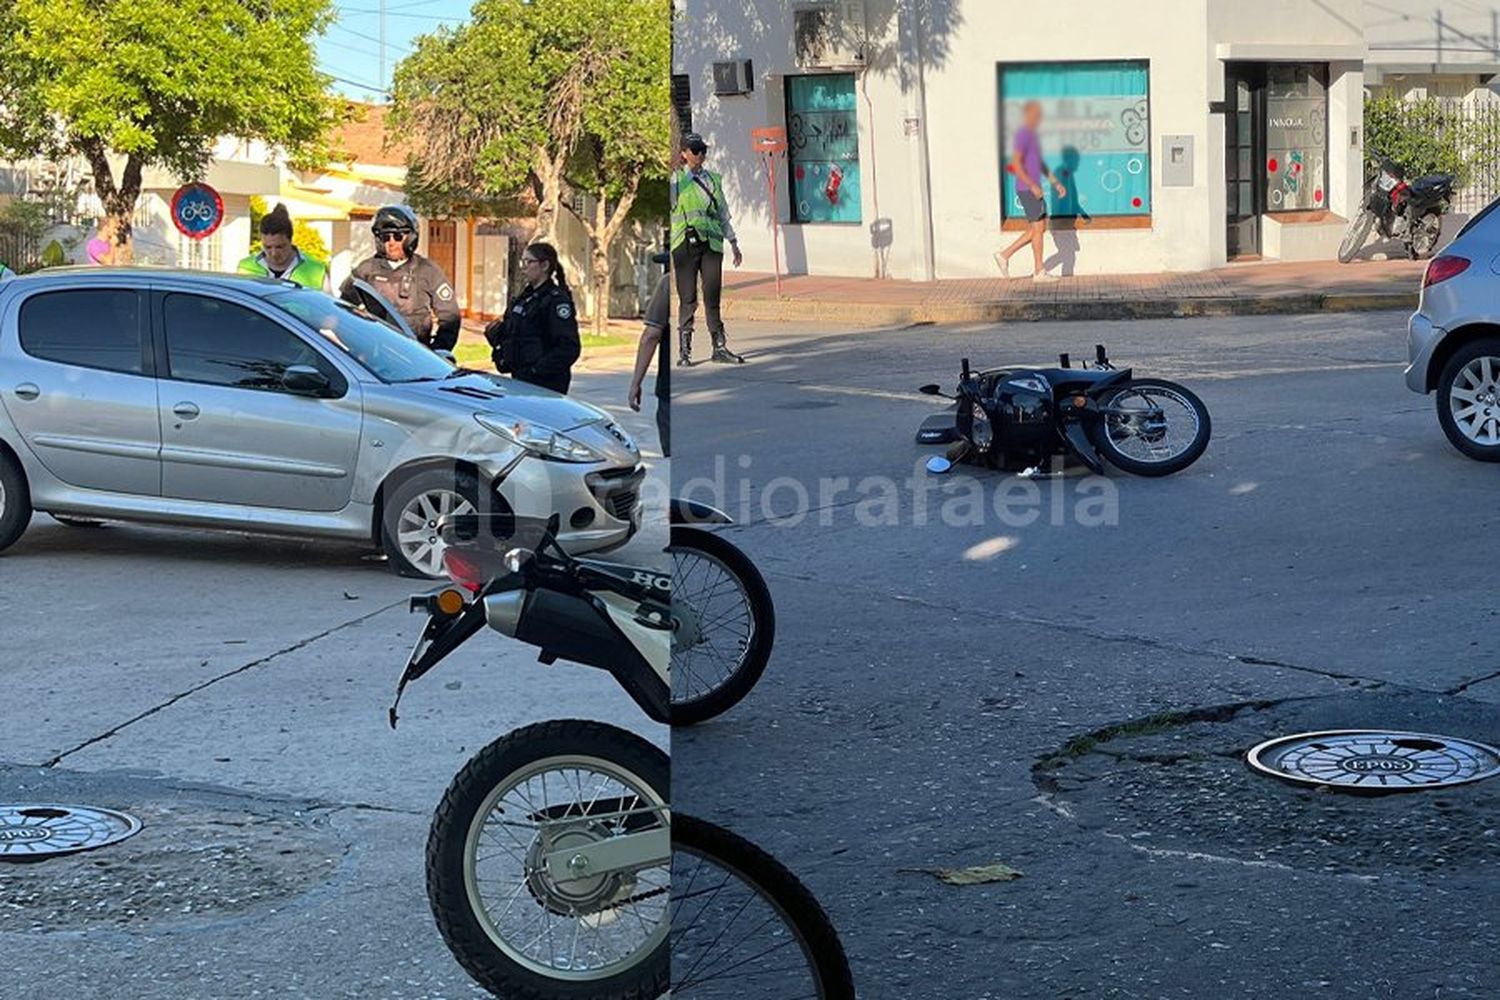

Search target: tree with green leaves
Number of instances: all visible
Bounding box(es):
[392,0,669,332]
[0,0,345,263]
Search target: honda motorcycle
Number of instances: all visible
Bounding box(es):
[387,493,851,999]
[1338,153,1455,263]
[917,345,1211,477]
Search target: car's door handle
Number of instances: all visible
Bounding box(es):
[14,383,39,401]
[172,402,200,420]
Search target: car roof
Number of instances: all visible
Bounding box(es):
[4,267,298,297]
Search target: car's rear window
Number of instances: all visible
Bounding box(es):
[1455,197,1500,242]
[18,289,145,375]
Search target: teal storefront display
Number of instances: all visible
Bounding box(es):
[786,73,862,224]
[999,61,1151,220]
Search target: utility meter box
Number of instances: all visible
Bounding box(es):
[1161,135,1194,187]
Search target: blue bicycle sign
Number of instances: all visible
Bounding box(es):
[171,183,224,240]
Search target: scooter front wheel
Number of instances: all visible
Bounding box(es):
[1092,378,1211,476]
[425,720,670,1000]
[670,527,775,726]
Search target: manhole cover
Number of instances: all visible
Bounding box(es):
[1247,730,1500,792]
[0,804,142,860]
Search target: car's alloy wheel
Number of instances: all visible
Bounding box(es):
[396,489,478,577]
[1448,355,1500,446]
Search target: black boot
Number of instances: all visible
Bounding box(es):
[709,334,744,364]
[677,330,692,367]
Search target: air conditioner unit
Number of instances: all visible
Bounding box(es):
[793,1,867,69]
[712,59,754,96]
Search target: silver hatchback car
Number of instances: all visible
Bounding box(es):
[1405,199,1500,460]
[0,269,644,576]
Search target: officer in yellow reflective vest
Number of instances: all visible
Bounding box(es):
[671,133,744,365]
[237,203,332,292]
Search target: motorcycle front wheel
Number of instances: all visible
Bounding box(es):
[670,526,775,726]
[672,815,856,999]
[1093,378,1212,477]
[1338,208,1376,263]
[426,720,670,1000]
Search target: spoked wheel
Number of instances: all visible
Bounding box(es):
[671,815,855,1000]
[1436,338,1500,461]
[1410,211,1444,260]
[1093,378,1212,476]
[669,526,775,726]
[1338,209,1376,263]
[426,720,670,1000]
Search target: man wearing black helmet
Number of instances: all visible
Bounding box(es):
[340,205,462,351]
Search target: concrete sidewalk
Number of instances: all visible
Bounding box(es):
[718,256,1429,326]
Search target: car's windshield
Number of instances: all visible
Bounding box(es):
[265,288,456,383]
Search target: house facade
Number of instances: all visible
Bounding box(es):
[672,0,1370,278]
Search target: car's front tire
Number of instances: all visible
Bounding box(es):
[380,469,483,579]
[1436,337,1500,461]
[0,451,33,554]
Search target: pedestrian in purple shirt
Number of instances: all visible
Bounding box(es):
[996,100,1067,282]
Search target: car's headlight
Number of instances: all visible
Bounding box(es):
[475,414,602,462]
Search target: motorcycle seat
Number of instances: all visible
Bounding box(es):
[1411,174,1455,194]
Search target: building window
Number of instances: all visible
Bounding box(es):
[999,61,1151,219]
[672,74,693,136]
[1265,63,1328,211]
[785,73,861,224]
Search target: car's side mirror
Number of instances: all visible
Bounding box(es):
[918,383,942,395]
[283,365,333,397]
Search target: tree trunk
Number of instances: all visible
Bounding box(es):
[79,143,142,265]
[591,194,609,336]
[532,150,568,245]
[573,170,642,338]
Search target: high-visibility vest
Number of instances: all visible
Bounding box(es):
[670,168,727,253]
[238,251,329,290]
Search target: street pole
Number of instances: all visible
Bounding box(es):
[898,0,937,282]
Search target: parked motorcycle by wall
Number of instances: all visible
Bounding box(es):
[1338,153,1455,263]
[917,345,1211,477]
[385,491,808,998]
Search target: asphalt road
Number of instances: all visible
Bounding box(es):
[0,365,667,999]
[672,312,1500,999]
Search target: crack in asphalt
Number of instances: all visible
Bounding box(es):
[41,600,407,768]
[1446,668,1500,696]
[771,573,1396,693]
[303,801,428,819]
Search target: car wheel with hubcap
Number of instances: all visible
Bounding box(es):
[1436,337,1500,461]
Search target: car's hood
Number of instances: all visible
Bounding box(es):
[378,371,611,431]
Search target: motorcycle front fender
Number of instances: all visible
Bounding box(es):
[1060,420,1106,474]
[671,497,733,526]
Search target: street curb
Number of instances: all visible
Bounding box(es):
[719,289,1419,326]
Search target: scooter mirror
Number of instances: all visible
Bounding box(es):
[925,456,953,474]
[918,383,942,395]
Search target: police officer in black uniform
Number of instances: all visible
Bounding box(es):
[484,241,581,395]
[340,205,461,351]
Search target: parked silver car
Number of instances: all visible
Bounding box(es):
[1405,199,1500,460]
[0,269,643,576]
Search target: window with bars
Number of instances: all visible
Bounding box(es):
[672,74,692,136]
